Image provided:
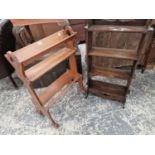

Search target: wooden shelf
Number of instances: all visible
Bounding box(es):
[38,70,73,105]
[89,80,127,102]
[14,30,77,65]
[5,25,85,128]
[88,47,137,60]
[89,66,131,80]
[87,25,147,33]
[25,47,75,82]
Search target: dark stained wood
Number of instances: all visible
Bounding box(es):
[89,66,130,80]
[69,19,86,42]
[8,75,18,89]
[93,19,148,26]
[87,25,147,33]
[142,36,155,73]
[88,47,137,60]
[89,20,153,68]
[89,80,126,102]
[86,20,150,106]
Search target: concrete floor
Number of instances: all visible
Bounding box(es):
[0,68,155,135]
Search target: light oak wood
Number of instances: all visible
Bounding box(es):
[25,47,75,82]
[39,70,73,104]
[14,30,77,65]
[5,26,85,128]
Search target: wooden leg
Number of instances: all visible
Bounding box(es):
[85,89,89,99]
[26,82,59,128]
[77,77,86,94]
[122,104,125,109]
[9,75,18,89]
[36,109,44,116]
[122,98,126,109]
[25,25,34,43]
[46,110,59,128]
[141,66,145,73]
[33,99,59,128]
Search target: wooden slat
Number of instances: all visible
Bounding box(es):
[87,25,147,33]
[25,47,75,82]
[14,30,77,65]
[88,47,137,60]
[10,19,67,26]
[89,66,130,80]
[45,73,82,109]
[89,80,126,102]
[38,70,73,105]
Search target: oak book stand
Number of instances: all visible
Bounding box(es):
[5,26,85,128]
[85,22,153,108]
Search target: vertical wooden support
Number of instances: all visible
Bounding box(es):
[85,27,93,98]
[66,32,85,93]
[142,29,155,73]
[8,75,18,89]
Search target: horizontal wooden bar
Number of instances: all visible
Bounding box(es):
[89,79,127,102]
[25,47,75,82]
[13,30,77,65]
[38,70,73,105]
[86,25,147,33]
[10,19,67,26]
[88,47,137,60]
[89,66,131,80]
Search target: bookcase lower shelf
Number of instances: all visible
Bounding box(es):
[89,79,127,103]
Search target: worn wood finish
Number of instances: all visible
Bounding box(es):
[89,80,126,102]
[90,20,153,68]
[89,47,137,60]
[5,26,85,128]
[89,66,130,80]
[85,20,150,107]
[87,25,147,33]
[93,19,148,26]
[142,38,155,73]
[69,19,86,42]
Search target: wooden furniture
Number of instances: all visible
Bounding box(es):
[142,23,155,72]
[12,20,70,88]
[69,19,86,43]
[90,19,153,68]
[5,26,85,128]
[142,38,155,72]
[85,21,152,107]
[10,19,67,43]
[0,19,18,88]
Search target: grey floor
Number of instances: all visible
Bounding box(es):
[0,68,155,134]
